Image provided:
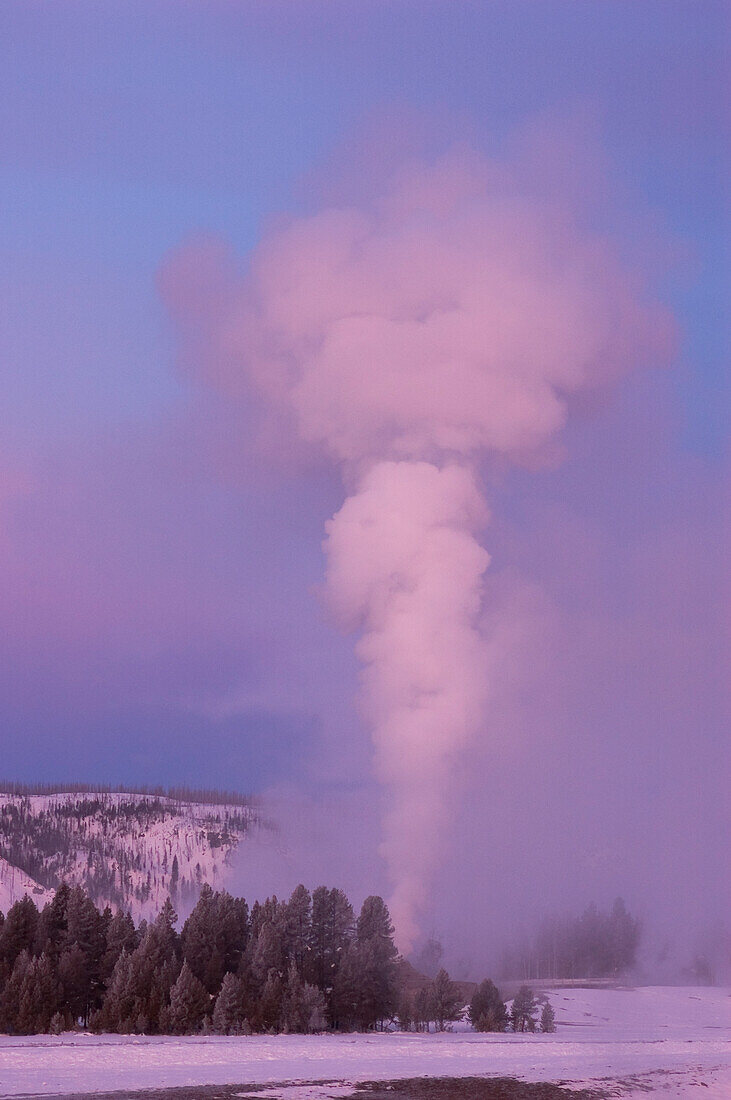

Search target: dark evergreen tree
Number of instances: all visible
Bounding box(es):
[0,896,39,979]
[182,886,248,994]
[428,968,462,1031]
[352,896,399,1029]
[0,878,538,1039]
[120,899,181,1032]
[281,959,308,1033]
[397,989,413,1031]
[180,885,215,987]
[64,885,106,1022]
[540,1000,556,1033]
[249,895,280,941]
[170,855,179,900]
[308,885,354,1023]
[331,941,362,1030]
[300,980,327,1033]
[0,949,32,1031]
[258,967,284,1032]
[94,948,135,1033]
[413,984,434,1032]
[251,917,286,985]
[212,971,244,1034]
[58,944,89,1024]
[283,885,311,974]
[163,960,209,1034]
[511,985,538,1032]
[15,952,61,1034]
[101,910,138,981]
[35,882,71,959]
[468,978,508,1032]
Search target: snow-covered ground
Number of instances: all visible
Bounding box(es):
[0,986,728,1099]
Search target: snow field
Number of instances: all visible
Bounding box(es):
[0,986,728,1098]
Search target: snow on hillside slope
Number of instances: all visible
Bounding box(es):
[0,790,257,919]
[0,986,728,1098]
[0,856,53,915]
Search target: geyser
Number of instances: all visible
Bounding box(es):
[162,141,674,950]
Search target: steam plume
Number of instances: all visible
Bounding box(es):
[163,142,674,950]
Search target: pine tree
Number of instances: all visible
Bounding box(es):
[212,971,244,1034]
[331,941,361,1030]
[122,902,181,1032]
[540,1000,556,1033]
[95,948,135,1032]
[170,855,179,899]
[428,968,462,1031]
[35,883,71,959]
[283,885,311,974]
[251,918,286,984]
[259,967,284,1032]
[308,886,354,1025]
[155,898,179,958]
[164,960,209,1034]
[0,896,39,978]
[281,959,308,1033]
[64,886,105,1022]
[300,981,327,1033]
[235,948,261,1031]
[181,885,214,988]
[0,949,32,1032]
[181,888,248,994]
[102,910,138,981]
[511,985,538,1032]
[352,897,399,1030]
[468,979,508,1032]
[15,952,61,1034]
[250,895,281,941]
[397,990,413,1031]
[49,1010,67,1035]
[413,984,434,1032]
[58,944,89,1025]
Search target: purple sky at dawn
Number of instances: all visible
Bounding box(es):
[1,1,728,960]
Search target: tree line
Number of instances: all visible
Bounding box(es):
[0,880,580,1036]
[0,881,407,1034]
[500,898,640,981]
[0,783,254,806]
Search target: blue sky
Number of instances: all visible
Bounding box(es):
[2,1,726,451]
[0,0,726,855]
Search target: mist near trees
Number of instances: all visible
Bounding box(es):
[501,899,641,982]
[0,879,646,1036]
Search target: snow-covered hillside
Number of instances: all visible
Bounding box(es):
[0,789,258,919]
[0,856,53,915]
[0,986,728,1098]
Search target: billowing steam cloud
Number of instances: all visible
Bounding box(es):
[325,461,490,948]
[163,144,674,950]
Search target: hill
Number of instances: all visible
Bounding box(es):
[0,786,258,919]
